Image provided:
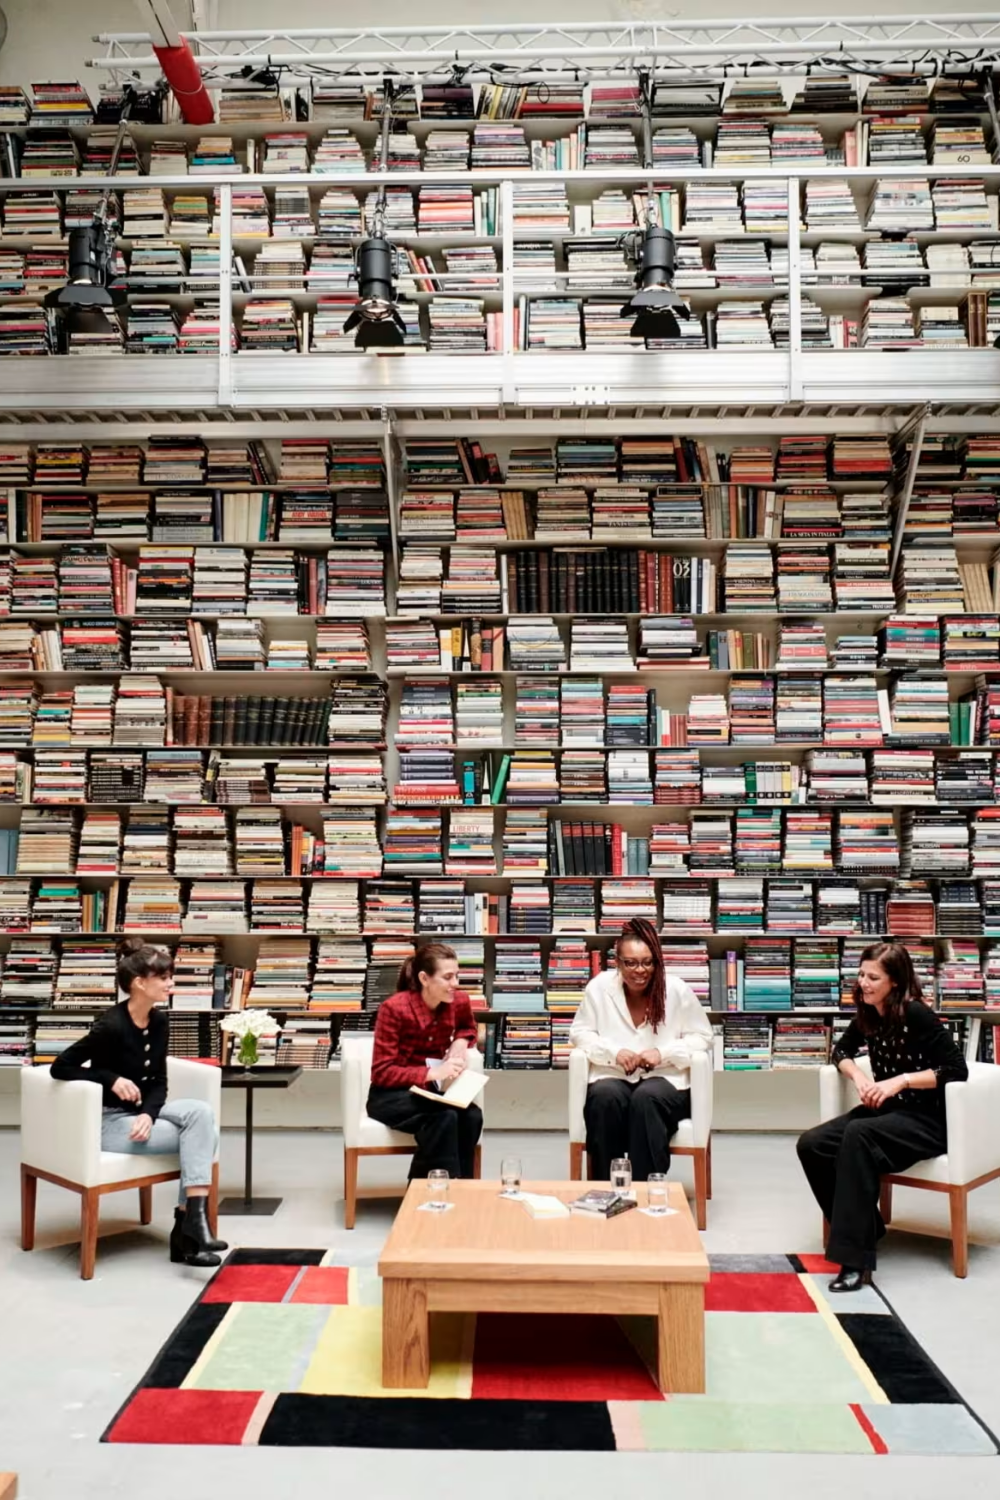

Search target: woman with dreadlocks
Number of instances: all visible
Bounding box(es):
[569,918,713,1181]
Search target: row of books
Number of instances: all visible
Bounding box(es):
[0,73,988,131]
[0,436,382,487]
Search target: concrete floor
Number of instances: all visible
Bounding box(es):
[1,1127,999,1500]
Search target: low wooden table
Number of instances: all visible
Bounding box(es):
[378,1179,709,1393]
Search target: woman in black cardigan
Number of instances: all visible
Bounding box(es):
[797,941,968,1292]
[50,940,227,1267]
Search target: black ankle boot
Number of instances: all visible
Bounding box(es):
[169,1202,226,1267]
[828,1266,871,1293]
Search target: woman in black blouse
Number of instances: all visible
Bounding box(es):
[796,941,968,1292]
[50,940,227,1267]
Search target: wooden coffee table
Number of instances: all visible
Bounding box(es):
[378,1179,709,1392]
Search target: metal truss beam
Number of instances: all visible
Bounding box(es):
[90,14,1000,83]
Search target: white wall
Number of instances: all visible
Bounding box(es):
[5,0,1000,89]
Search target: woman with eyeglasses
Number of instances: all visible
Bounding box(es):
[569,917,713,1181]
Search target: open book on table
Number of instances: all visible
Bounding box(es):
[409,1070,489,1109]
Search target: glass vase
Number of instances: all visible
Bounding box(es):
[237,1034,259,1069]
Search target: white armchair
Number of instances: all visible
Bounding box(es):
[21,1058,222,1280]
[818,1058,1000,1278]
[341,1035,484,1228]
[568,1048,714,1229]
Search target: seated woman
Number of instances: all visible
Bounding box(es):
[569,917,713,1181]
[366,941,482,1180]
[50,939,227,1268]
[797,940,968,1293]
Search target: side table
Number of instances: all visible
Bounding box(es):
[219,1066,303,1216]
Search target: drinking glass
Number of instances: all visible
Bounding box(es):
[610,1157,632,1194]
[427,1169,450,1210]
[500,1156,522,1197]
[646,1173,669,1215]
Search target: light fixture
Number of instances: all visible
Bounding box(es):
[344,78,405,350]
[343,234,405,348]
[620,65,691,344]
[44,87,134,344]
[620,223,690,340]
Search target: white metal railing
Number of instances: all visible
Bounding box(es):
[1,162,1000,408]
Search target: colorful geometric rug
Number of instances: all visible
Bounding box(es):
[103,1249,999,1454]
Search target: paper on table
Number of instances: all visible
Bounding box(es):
[410,1070,489,1109]
[639,1205,678,1218]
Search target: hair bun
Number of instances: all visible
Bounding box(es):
[116,936,148,957]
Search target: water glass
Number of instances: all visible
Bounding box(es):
[610,1157,632,1194]
[647,1173,669,1216]
[500,1156,522,1196]
[427,1169,450,1210]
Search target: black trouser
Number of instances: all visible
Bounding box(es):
[366,1086,483,1179]
[583,1077,691,1182]
[797,1104,946,1270]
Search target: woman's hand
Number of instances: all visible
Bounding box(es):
[129,1113,153,1143]
[111,1076,142,1104]
[636,1048,662,1071]
[865,1076,907,1109]
[429,1058,465,1087]
[616,1049,641,1074]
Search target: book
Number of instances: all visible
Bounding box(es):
[409,1069,489,1108]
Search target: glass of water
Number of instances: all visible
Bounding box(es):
[427,1169,450,1210]
[500,1156,522,1197]
[610,1157,632,1194]
[646,1173,669,1215]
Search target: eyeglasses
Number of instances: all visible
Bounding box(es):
[619,959,654,971]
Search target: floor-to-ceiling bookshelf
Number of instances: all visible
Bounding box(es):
[3,34,1000,1126]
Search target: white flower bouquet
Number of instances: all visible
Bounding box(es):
[220,1009,281,1068]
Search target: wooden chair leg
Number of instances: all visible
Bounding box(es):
[473,1144,482,1180]
[208,1162,220,1238]
[822,1215,831,1253]
[879,1180,893,1226]
[80,1189,100,1281]
[344,1146,359,1230]
[692,1148,708,1232]
[20,1166,37,1252]
[949,1185,969,1279]
[569,1141,585,1181]
[705,1138,713,1200]
[138,1185,153,1225]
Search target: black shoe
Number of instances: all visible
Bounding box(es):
[169,1202,226,1267]
[828,1266,871,1293]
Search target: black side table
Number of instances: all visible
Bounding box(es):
[219,1065,303,1216]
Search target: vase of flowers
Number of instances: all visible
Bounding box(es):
[220,1009,280,1069]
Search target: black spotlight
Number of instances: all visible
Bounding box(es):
[44,221,126,316]
[343,235,405,349]
[621,223,690,341]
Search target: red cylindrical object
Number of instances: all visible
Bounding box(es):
[152,38,215,125]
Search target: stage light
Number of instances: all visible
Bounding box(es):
[343,234,405,349]
[620,223,690,341]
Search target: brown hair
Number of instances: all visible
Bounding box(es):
[614,917,666,1029]
[398,941,457,993]
[117,938,173,995]
[852,941,922,1036]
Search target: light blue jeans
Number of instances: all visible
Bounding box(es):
[101,1098,218,1205]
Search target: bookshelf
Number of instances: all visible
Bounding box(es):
[2,35,1000,1126]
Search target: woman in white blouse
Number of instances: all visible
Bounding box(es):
[569,917,713,1181]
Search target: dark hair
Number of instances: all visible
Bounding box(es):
[117,938,173,995]
[852,941,921,1035]
[398,941,457,993]
[614,918,666,1029]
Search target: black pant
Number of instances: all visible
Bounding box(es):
[797,1104,946,1270]
[583,1077,691,1181]
[366,1087,483,1179]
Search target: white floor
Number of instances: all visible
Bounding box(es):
[2,1126,1000,1500]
